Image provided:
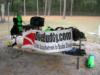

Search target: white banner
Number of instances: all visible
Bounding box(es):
[22,29,73,53]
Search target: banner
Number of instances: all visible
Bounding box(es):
[22,29,73,53]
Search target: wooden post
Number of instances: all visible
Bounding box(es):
[76,39,81,70]
[77,56,80,69]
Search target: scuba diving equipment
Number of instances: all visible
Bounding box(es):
[86,54,95,68]
[17,15,23,33]
[30,16,44,30]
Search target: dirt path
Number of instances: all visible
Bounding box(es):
[0,47,100,75]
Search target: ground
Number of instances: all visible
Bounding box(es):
[0,16,100,75]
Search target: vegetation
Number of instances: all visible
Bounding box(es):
[0,0,100,16]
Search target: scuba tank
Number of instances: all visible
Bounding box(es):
[86,54,95,68]
[17,15,23,33]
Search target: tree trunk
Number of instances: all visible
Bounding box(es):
[37,0,39,16]
[60,0,62,16]
[1,3,5,22]
[70,0,74,16]
[44,0,48,16]
[8,2,10,22]
[24,0,26,16]
[63,0,66,19]
[47,0,52,16]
